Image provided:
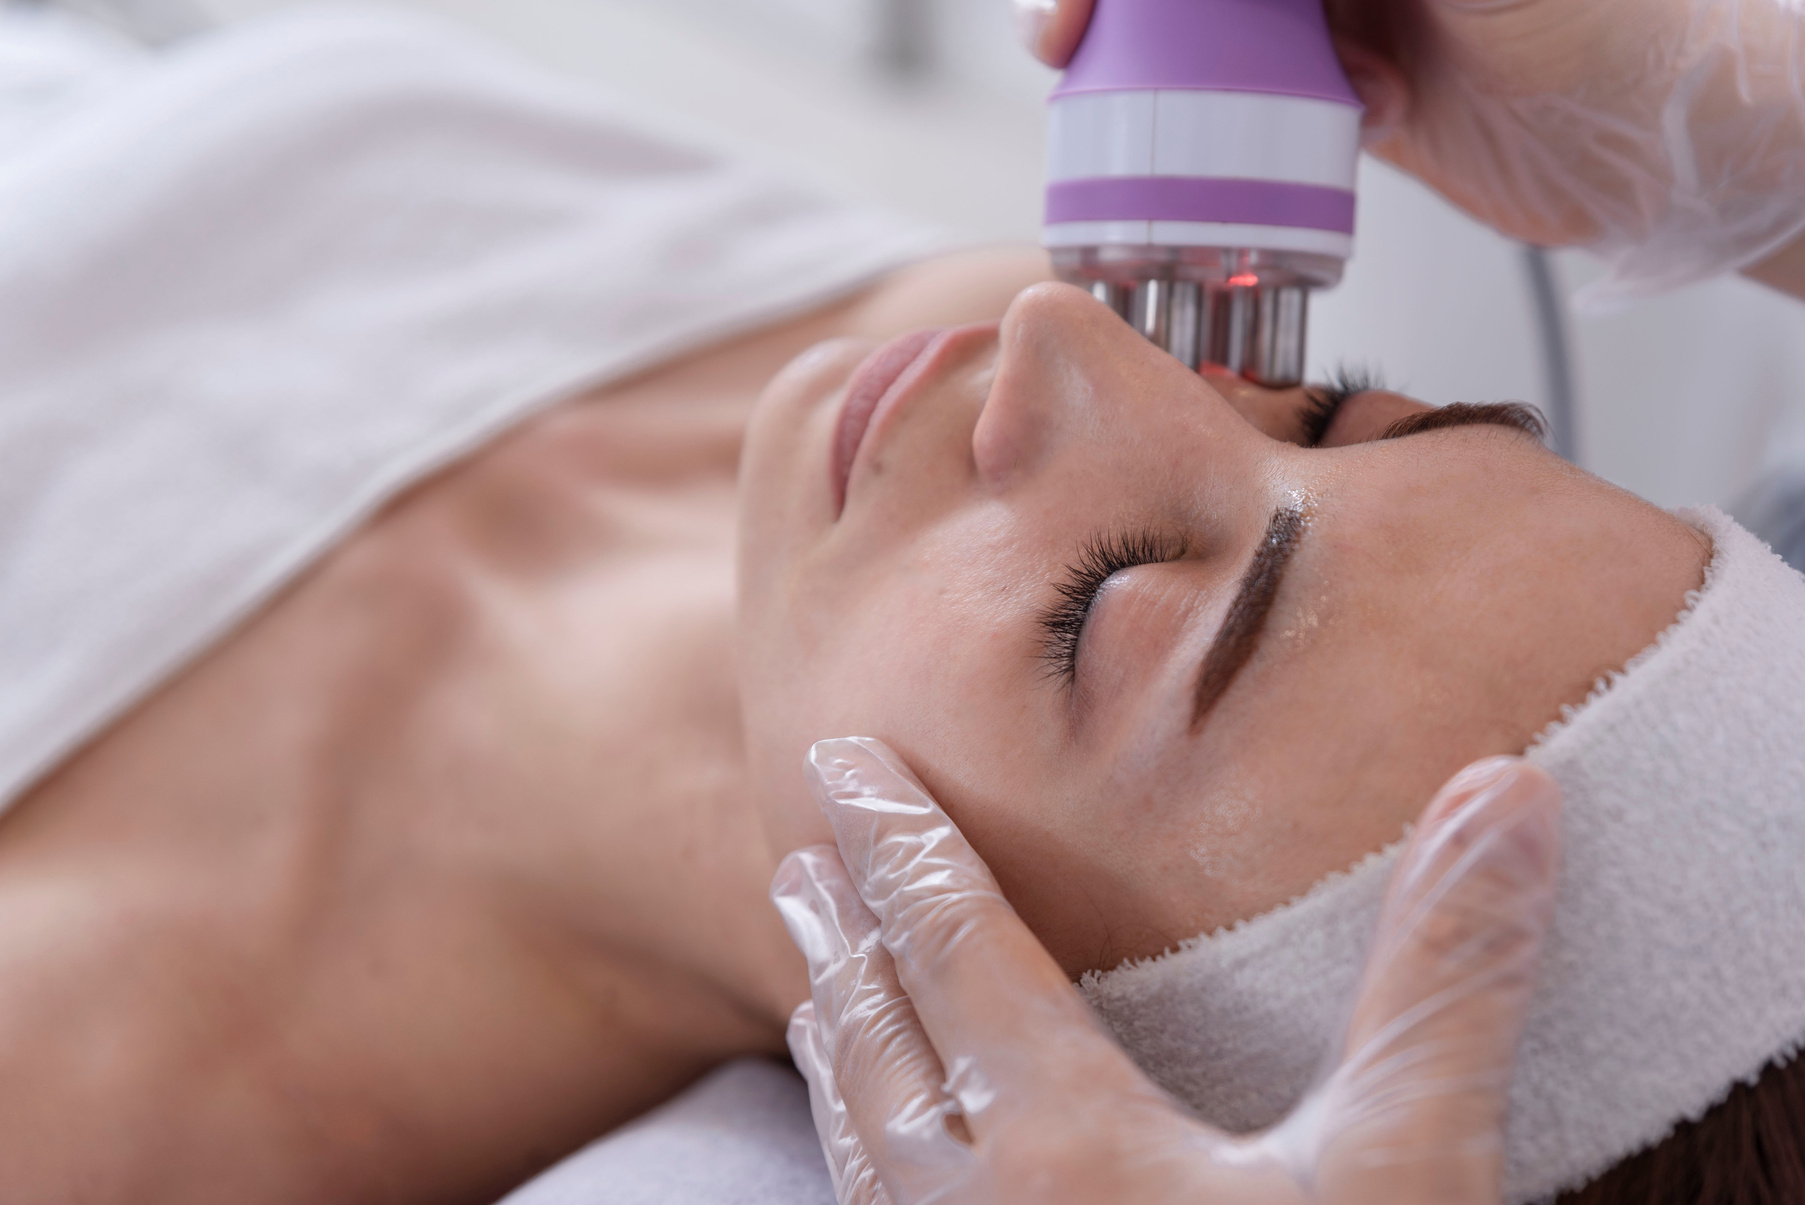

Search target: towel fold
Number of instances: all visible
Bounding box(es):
[0,5,942,814]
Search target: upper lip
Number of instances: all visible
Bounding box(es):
[830,327,949,515]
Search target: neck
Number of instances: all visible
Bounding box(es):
[0,366,805,1201]
[0,248,1059,1198]
[382,385,811,1052]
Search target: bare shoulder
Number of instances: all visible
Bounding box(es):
[0,241,1053,1200]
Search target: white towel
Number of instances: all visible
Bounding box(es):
[0,5,144,155]
[497,1059,833,1205]
[0,5,942,813]
[1081,507,1805,1202]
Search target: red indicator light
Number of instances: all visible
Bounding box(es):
[1227,272,1260,288]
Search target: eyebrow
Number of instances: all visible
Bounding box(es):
[1181,403,1539,728]
[1378,401,1549,444]
[1191,507,1306,729]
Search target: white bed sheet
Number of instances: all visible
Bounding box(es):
[498,1060,835,1205]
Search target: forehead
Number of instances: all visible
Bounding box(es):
[862,432,1565,968]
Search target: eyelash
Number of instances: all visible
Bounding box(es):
[1300,365,1387,447]
[1034,366,1385,688]
[1038,528,1185,688]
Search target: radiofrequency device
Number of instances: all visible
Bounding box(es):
[1043,0,1363,386]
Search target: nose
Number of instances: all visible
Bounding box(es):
[973,282,1211,489]
[973,283,1117,488]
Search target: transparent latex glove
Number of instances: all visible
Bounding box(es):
[1015,0,1805,307]
[772,737,1562,1205]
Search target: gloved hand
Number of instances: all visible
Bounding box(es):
[1015,0,1805,306]
[772,738,1561,1205]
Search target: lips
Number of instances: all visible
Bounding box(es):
[831,328,944,514]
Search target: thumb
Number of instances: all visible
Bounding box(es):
[1318,757,1562,1204]
[1014,0,1094,68]
[1331,36,1411,150]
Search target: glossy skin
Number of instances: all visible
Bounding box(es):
[738,282,1708,975]
[0,245,1715,1200]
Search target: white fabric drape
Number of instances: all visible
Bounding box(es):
[0,5,941,810]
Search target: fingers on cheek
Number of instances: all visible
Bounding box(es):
[1347,763,1562,1058]
[831,994,966,1169]
[834,987,932,1081]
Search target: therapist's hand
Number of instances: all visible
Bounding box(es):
[1016,0,1805,299]
[772,738,1561,1205]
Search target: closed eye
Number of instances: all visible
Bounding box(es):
[1300,366,1387,447]
[1376,401,1549,443]
[1301,366,1548,450]
[1038,529,1186,689]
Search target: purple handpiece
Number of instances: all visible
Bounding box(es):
[1045,0,1362,237]
[1047,177,1355,231]
[1043,0,1363,385]
[1053,0,1360,103]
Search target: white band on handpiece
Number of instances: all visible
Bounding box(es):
[1047,90,1361,189]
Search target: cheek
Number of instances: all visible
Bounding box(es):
[738,543,972,855]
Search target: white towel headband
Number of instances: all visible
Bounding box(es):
[1081,507,1805,1202]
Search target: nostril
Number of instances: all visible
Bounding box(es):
[970,382,1042,491]
[970,348,1056,492]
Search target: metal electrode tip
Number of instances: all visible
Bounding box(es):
[1051,247,1334,390]
[1086,276,1309,388]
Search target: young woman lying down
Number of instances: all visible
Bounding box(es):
[3,7,1802,1204]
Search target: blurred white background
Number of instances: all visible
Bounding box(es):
[38,0,1805,509]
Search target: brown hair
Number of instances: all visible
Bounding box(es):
[1557,1051,1805,1203]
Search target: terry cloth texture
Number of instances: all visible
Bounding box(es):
[1081,507,1805,1203]
[0,4,943,814]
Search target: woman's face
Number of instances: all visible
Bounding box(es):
[737,283,1704,975]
